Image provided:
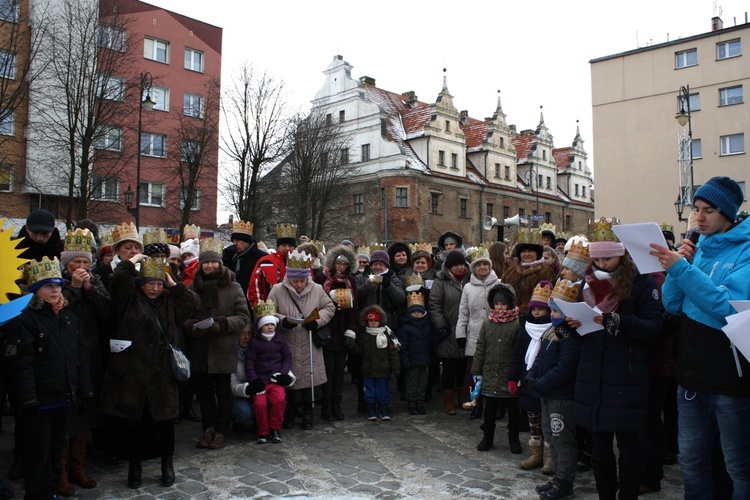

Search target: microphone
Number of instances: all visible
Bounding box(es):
[684,228,700,263]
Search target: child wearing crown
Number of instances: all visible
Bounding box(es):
[397,289,435,415]
[245,301,294,445]
[2,257,94,499]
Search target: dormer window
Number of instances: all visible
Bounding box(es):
[445,120,450,132]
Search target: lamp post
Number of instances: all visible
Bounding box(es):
[675,85,694,224]
[128,72,155,229]
[524,166,539,226]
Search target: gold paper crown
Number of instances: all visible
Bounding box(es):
[286,249,313,269]
[253,299,277,319]
[409,242,432,254]
[310,240,325,254]
[660,222,674,233]
[276,224,297,239]
[470,246,490,263]
[588,217,621,242]
[232,220,254,236]
[530,281,553,304]
[24,256,62,286]
[200,237,224,256]
[100,231,114,248]
[404,274,424,291]
[142,228,168,246]
[112,222,140,245]
[566,236,591,263]
[540,223,556,233]
[139,257,167,280]
[356,245,370,256]
[370,243,386,251]
[555,231,568,241]
[407,290,425,309]
[64,228,94,253]
[516,228,542,245]
[551,278,580,303]
[183,224,201,238]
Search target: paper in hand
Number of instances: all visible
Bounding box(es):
[612,222,669,274]
[549,298,602,335]
[110,339,132,353]
[193,317,215,330]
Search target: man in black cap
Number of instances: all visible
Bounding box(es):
[15,209,64,261]
[221,221,267,301]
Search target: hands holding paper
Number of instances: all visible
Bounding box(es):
[648,243,683,271]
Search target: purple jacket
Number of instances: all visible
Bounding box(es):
[245,333,292,385]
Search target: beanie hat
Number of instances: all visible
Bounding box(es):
[357,252,370,262]
[444,249,466,269]
[60,250,92,267]
[181,238,200,258]
[257,315,279,329]
[26,209,56,232]
[407,304,427,315]
[199,251,222,263]
[693,176,744,222]
[98,245,113,261]
[369,250,390,267]
[562,235,591,279]
[144,243,170,257]
[411,249,433,265]
[528,280,553,310]
[230,231,254,244]
[168,245,181,260]
[341,239,354,247]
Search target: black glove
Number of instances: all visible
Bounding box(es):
[526,377,542,398]
[603,312,621,336]
[555,323,573,340]
[456,337,467,349]
[281,318,295,330]
[302,321,318,332]
[381,274,391,288]
[271,373,293,386]
[247,378,265,395]
[437,327,450,341]
[392,370,400,379]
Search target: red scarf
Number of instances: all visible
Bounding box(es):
[583,267,620,313]
[451,269,468,282]
[47,296,65,316]
[322,267,352,295]
[489,306,519,323]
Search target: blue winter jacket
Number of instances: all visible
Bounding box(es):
[397,314,434,369]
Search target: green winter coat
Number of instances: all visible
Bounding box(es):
[471,318,520,396]
[348,326,401,378]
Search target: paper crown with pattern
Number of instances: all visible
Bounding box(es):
[64,228,94,252]
[555,231,568,241]
[407,290,425,309]
[24,256,63,286]
[588,217,621,242]
[253,299,277,319]
[540,223,556,234]
[551,278,580,303]
[356,245,370,256]
[470,246,490,263]
[530,281,553,305]
[404,274,424,292]
[660,222,674,234]
[183,224,200,238]
[286,249,313,269]
[142,228,168,246]
[200,237,224,256]
[232,220,254,236]
[516,228,542,245]
[565,236,591,263]
[276,224,297,239]
[370,243,386,251]
[100,230,114,248]
[408,242,432,254]
[112,222,140,246]
[139,257,167,281]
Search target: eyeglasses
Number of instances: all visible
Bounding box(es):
[358,261,368,265]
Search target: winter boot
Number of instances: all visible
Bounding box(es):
[366,403,378,421]
[321,395,334,422]
[69,434,96,489]
[58,443,75,497]
[618,461,640,500]
[160,455,175,487]
[127,460,142,489]
[536,477,557,494]
[591,457,618,500]
[416,401,426,415]
[477,427,495,451]
[539,477,574,500]
[519,439,543,470]
[301,402,314,430]
[442,389,456,415]
[542,442,556,475]
[283,402,296,429]
[380,404,391,421]
[332,394,345,420]
[408,403,418,415]
[508,431,522,454]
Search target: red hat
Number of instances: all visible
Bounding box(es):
[365,311,381,322]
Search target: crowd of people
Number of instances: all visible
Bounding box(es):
[1,175,748,499]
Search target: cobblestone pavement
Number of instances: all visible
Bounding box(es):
[0,381,685,499]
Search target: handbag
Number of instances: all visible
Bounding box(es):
[286,289,331,348]
[155,315,191,382]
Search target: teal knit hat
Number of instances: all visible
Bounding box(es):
[693,176,744,222]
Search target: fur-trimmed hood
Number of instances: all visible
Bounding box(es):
[438,230,464,251]
[29,293,68,310]
[487,282,516,309]
[360,304,387,327]
[387,242,412,266]
[324,245,357,274]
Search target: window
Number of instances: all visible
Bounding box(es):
[0,164,11,192]
[582,186,587,197]
[0,0,18,22]
[99,25,125,52]
[451,153,458,169]
[486,203,493,217]
[537,173,543,187]
[91,174,118,201]
[140,132,166,157]
[184,48,203,72]
[692,139,702,159]
[144,37,169,63]
[430,193,440,214]
[181,139,201,162]
[503,206,510,219]
[494,163,500,178]
[353,194,363,214]
[566,214,572,229]
[438,150,445,166]
[395,187,408,207]
[717,40,741,60]
[0,110,14,135]
[500,137,505,148]
[675,49,698,68]
[545,212,552,223]
[459,198,467,218]
[339,110,345,123]
[98,74,125,101]
[180,188,200,210]
[183,93,204,118]
[505,165,511,180]
[720,134,745,156]
[0,51,16,79]
[93,126,123,151]
[719,86,743,106]
[445,120,450,132]
[340,148,349,165]
[574,184,579,196]
[139,181,165,206]
[518,208,526,218]
[542,150,547,160]
[326,113,332,125]
[361,143,370,162]
[147,86,169,111]
[546,176,551,189]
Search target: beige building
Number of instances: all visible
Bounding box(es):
[590,16,748,231]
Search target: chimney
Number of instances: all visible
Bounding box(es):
[360,76,376,85]
[712,16,723,31]
[459,110,468,125]
[402,90,418,104]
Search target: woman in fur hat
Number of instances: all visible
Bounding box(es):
[502,233,556,313]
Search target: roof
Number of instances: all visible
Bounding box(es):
[461,117,488,151]
[552,147,572,173]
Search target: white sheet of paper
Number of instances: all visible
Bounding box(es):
[549,298,602,335]
[612,222,669,275]
[722,309,750,361]
[193,317,215,329]
[424,279,434,290]
[110,339,132,353]
[285,316,305,325]
[729,300,750,313]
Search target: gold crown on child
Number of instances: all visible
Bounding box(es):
[530,281,553,304]
[551,278,580,303]
[566,236,591,263]
[24,256,62,285]
[253,299,277,318]
[588,217,621,242]
[64,228,94,252]
[407,290,425,308]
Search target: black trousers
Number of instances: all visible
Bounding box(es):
[193,372,232,435]
[22,406,68,500]
[483,396,519,439]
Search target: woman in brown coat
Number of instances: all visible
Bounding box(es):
[100,253,198,490]
[502,230,556,313]
[269,249,335,430]
[186,240,250,450]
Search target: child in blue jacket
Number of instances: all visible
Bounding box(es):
[397,290,435,415]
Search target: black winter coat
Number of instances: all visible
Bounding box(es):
[222,243,266,298]
[356,267,405,332]
[527,325,582,401]
[508,315,543,412]
[397,314,434,369]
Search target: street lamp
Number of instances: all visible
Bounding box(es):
[675,85,695,224]
[127,71,155,229]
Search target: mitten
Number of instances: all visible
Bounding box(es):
[437,328,450,341]
[507,381,518,395]
[248,378,266,395]
[208,322,221,335]
[381,274,391,288]
[184,318,198,335]
[344,329,356,340]
[456,337,467,349]
[271,373,293,386]
[215,316,229,335]
[603,312,621,336]
[302,321,318,332]
[281,318,295,330]
[555,323,574,340]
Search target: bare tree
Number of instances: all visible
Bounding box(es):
[25,0,136,228]
[265,111,357,241]
[220,62,287,226]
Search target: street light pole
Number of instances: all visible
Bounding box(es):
[675,85,695,223]
[133,72,155,230]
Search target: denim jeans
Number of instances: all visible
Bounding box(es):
[677,385,750,500]
[363,377,391,405]
[232,397,254,424]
